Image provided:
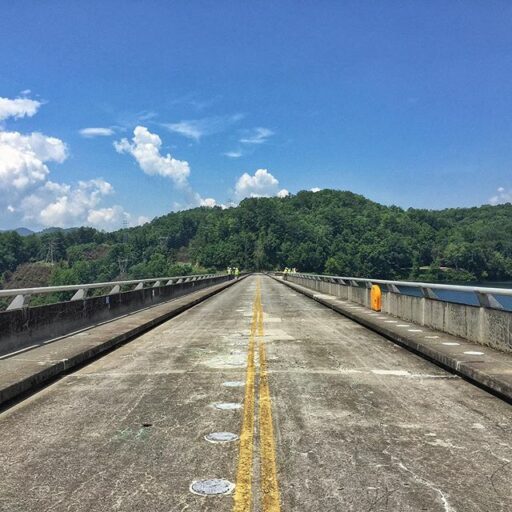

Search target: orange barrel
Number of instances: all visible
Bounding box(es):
[371,284,382,311]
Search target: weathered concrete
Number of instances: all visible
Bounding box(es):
[0,276,244,407]
[278,275,512,402]
[285,274,512,352]
[0,275,511,511]
[0,274,232,357]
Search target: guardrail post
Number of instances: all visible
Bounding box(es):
[134,282,144,290]
[109,285,121,294]
[71,288,87,301]
[476,292,503,309]
[6,294,30,311]
[420,287,438,300]
[153,281,161,288]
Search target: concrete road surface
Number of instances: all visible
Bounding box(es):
[0,274,511,512]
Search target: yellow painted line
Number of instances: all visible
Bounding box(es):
[232,278,281,512]
[233,281,259,512]
[257,283,281,512]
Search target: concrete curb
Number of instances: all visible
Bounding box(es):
[0,277,246,409]
[273,276,512,403]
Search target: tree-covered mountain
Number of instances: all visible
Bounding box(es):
[2,190,512,292]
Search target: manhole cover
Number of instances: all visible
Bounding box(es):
[213,402,241,410]
[190,479,234,496]
[205,432,239,443]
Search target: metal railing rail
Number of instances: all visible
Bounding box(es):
[0,273,225,311]
[278,272,512,310]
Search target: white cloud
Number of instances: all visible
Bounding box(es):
[310,187,321,192]
[240,127,274,145]
[19,178,124,229]
[0,130,67,191]
[277,188,289,198]
[200,197,217,207]
[224,150,243,158]
[234,168,282,200]
[164,113,244,142]
[0,95,132,231]
[79,127,114,138]
[114,126,218,210]
[114,126,190,185]
[136,215,150,226]
[87,205,125,228]
[0,96,41,122]
[165,121,202,141]
[489,187,512,205]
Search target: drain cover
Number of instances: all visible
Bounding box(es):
[190,478,235,496]
[222,381,245,388]
[205,432,239,443]
[213,402,241,410]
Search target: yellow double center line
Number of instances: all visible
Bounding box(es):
[233,279,281,512]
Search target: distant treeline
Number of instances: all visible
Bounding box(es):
[2,190,512,292]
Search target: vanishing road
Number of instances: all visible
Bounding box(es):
[0,275,511,511]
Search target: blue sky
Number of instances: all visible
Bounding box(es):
[1,1,512,230]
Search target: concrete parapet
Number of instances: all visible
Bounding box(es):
[0,275,232,357]
[286,275,512,353]
[0,276,244,408]
[277,275,512,402]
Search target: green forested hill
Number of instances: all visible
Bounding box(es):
[2,190,512,289]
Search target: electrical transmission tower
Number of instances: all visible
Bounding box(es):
[118,218,130,277]
[159,236,169,253]
[45,240,55,265]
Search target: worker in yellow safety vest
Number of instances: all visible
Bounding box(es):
[234,267,240,279]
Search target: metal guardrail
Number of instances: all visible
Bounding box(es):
[278,272,512,310]
[0,273,225,311]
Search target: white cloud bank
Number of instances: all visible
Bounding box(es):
[79,127,114,138]
[164,114,244,142]
[224,150,243,159]
[234,168,288,200]
[19,179,120,227]
[0,131,67,191]
[240,127,274,145]
[489,187,512,205]
[0,96,41,122]
[115,126,216,209]
[1,96,133,230]
[115,126,190,185]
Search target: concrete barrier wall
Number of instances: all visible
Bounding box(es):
[0,275,232,357]
[285,275,512,353]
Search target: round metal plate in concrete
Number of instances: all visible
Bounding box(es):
[204,432,239,443]
[212,402,241,410]
[222,381,245,388]
[190,479,235,496]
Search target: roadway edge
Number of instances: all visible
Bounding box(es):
[0,276,248,409]
[271,275,512,403]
